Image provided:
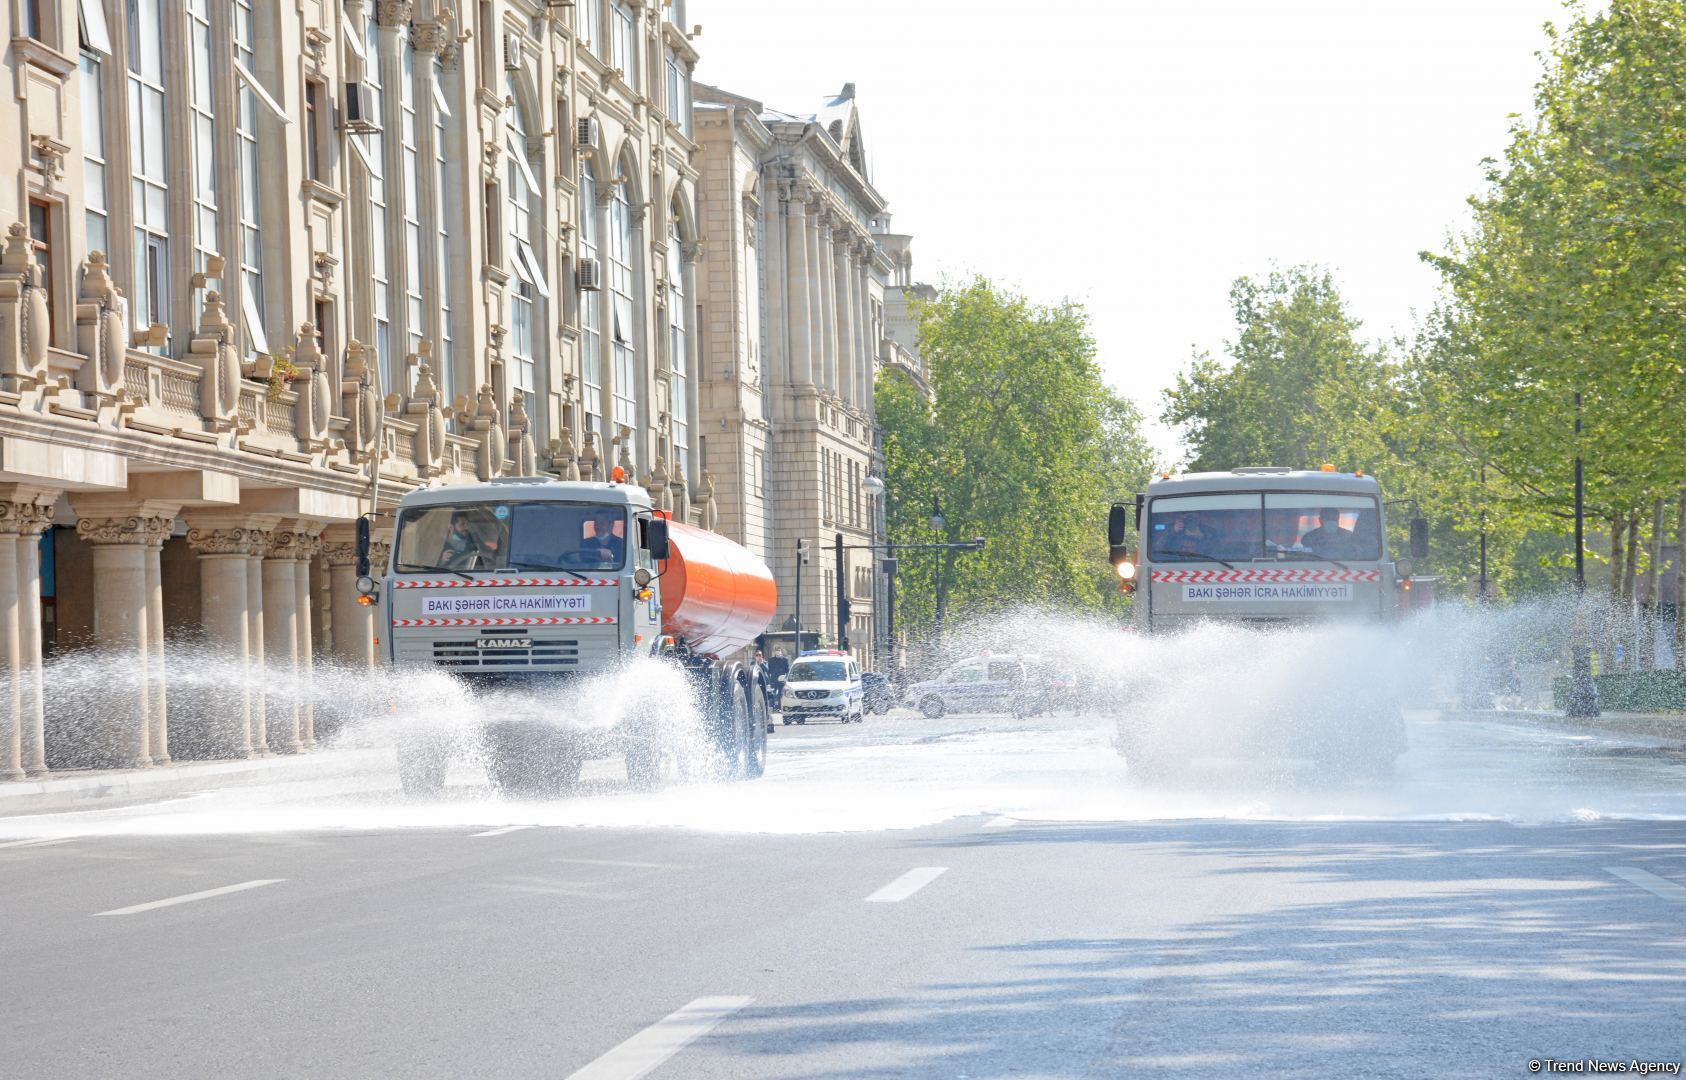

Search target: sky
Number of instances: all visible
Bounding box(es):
[691,0,1571,460]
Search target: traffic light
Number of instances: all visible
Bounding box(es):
[797,539,811,564]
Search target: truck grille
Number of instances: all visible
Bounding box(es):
[430,637,583,668]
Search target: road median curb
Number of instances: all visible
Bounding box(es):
[0,746,397,816]
[1443,707,1686,744]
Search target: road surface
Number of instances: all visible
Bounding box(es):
[3,709,1685,1078]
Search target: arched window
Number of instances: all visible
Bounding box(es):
[667,214,690,482]
[579,159,602,439]
[505,79,548,435]
[608,171,637,433]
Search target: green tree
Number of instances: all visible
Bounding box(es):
[877,278,1153,648]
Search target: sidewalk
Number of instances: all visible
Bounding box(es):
[0,746,398,817]
[1445,706,1686,744]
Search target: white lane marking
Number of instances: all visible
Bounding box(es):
[0,836,77,849]
[553,858,676,870]
[471,825,535,838]
[1606,866,1686,902]
[866,866,948,903]
[984,815,1017,829]
[92,879,284,917]
[565,995,753,1080]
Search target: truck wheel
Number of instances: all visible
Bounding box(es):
[920,696,946,719]
[625,740,678,791]
[739,683,767,780]
[397,739,448,799]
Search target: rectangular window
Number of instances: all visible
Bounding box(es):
[79,51,108,257]
[305,81,323,180]
[363,13,392,385]
[579,166,602,440]
[577,0,600,52]
[667,234,688,481]
[127,0,169,348]
[432,56,455,404]
[186,0,218,272]
[28,200,55,342]
[665,52,690,137]
[401,44,424,362]
[234,0,266,357]
[483,182,501,267]
[610,2,636,86]
[79,0,110,53]
[24,0,43,41]
[314,299,333,372]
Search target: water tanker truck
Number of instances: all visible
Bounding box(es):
[1104,466,1431,775]
[361,477,778,797]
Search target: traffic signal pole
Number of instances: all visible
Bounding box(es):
[835,532,850,652]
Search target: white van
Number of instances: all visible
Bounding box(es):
[779,651,865,724]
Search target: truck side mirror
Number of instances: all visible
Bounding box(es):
[1134,492,1145,531]
[1409,517,1429,562]
[355,516,372,579]
[1108,504,1127,547]
[646,517,671,561]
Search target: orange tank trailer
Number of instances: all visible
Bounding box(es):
[659,518,778,658]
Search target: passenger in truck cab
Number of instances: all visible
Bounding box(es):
[577,508,626,568]
[1299,508,1356,556]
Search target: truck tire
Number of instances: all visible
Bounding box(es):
[397,739,448,799]
[920,695,946,719]
[738,682,767,780]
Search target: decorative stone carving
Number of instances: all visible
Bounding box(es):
[184,290,242,429]
[77,515,175,547]
[411,16,452,54]
[578,430,600,481]
[321,542,358,567]
[374,0,413,28]
[699,470,718,532]
[268,528,322,563]
[0,223,50,390]
[29,134,69,187]
[614,425,635,481]
[186,527,268,557]
[0,498,55,536]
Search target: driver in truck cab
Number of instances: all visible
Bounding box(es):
[440,511,503,571]
[576,507,626,569]
[1298,507,1356,557]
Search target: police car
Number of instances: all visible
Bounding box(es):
[778,650,865,724]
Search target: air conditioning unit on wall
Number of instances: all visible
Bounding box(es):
[577,258,602,291]
[504,32,524,70]
[576,115,600,152]
[342,82,381,133]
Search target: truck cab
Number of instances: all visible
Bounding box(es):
[1113,467,1421,634]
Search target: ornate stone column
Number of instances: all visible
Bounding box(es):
[262,529,307,754]
[0,516,19,780]
[816,209,838,395]
[72,508,177,768]
[784,190,813,387]
[184,520,270,759]
[834,229,857,408]
[289,524,324,750]
[805,197,827,391]
[8,492,56,776]
[854,245,873,406]
[144,527,170,765]
[322,525,375,670]
[245,529,273,755]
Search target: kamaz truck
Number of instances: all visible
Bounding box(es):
[1104,466,1429,775]
[362,476,777,797]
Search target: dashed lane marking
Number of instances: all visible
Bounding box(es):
[471,825,536,838]
[92,879,285,917]
[565,995,753,1080]
[0,837,77,849]
[1606,866,1686,902]
[866,866,948,903]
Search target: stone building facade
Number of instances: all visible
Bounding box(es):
[0,0,719,775]
[693,83,915,669]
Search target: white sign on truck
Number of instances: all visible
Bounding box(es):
[420,593,593,615]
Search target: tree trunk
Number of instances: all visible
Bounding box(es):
[1621,510,1641,670]
[1608,513,1627,605]
[1642,498,1664,672]
[1674,486,1685,671]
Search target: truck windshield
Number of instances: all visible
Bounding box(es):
[394,502,629,573]
[1148,492,1382,561]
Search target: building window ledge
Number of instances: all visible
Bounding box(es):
[300,179,345,207]
[11,36,76,78]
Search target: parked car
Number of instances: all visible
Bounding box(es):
[904,654,1044,718]
[779,651,865,724]
[861,671,895,715]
